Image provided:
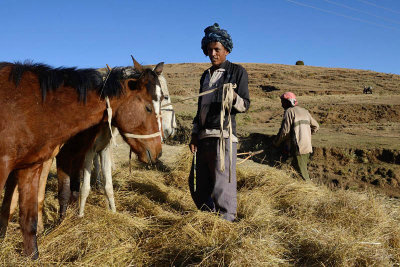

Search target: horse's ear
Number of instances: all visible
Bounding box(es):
[153,62,164,75]
[131,55,143,72]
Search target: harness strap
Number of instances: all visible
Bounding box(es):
[122,132,161,139]
[161,108,174,111]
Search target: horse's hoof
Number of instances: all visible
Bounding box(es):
[24,247,39,260]
[31,250,39,260]
[37,226,44,235]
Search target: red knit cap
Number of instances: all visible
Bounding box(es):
[280,92,298,106]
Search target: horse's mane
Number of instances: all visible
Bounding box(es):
[0,61,143,102]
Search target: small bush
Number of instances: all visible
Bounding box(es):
[296,60,304,65]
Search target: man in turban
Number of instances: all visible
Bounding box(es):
[189,23,250,222]
[273,92,319,181]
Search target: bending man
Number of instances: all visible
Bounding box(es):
[273,92,319,181]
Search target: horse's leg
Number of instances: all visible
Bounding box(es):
[37,158,53,234]
[93,153,102,186]
[9,186,19,220]
[57,144,85,218]
[57,167,71,219]
[78,150,95,217]
[0,171,17,238]
[0,163,11,192]
[110,128,118,171]
[110,145,116,171]
[4,158,53,235]
[6,172,19,224]
[69,168,80,204]
[100,145,116,212]
[17,164,42,259]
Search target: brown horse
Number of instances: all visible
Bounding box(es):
[3,63,168,232]
[0,58,162,258]
[3,64,170,232]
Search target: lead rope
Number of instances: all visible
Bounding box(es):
[105,96,116,146]
[104,64,116,146]
[193,152,197,192]
[129,148,132,174]
[219,83,236,183]
[161,85,222,108]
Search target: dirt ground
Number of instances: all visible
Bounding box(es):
[162,62,400,197]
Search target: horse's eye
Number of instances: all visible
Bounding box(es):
[145,104,153,113]
[164,95,169,100]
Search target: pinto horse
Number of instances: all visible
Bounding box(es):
[77,70,176,217]
[56,68,175,218]
[0,58,163,258]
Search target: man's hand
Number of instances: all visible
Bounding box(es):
[189,134,198,153]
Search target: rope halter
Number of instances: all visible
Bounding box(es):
[102,65,162,144]
[122,132,161,139]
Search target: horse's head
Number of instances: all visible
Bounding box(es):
[153,65,177,140]
[110,60,163,164]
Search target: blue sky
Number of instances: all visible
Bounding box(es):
[1,0,399,74]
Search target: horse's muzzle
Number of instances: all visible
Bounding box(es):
[163,129,175,140]
[145,149,161,164]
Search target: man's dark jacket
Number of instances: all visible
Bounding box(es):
[193,60,250,136]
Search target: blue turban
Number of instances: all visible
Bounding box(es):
[201,23,233,56]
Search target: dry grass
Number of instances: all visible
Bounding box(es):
[1,145,399,266]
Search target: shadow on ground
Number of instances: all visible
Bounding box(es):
[238,133,285,167]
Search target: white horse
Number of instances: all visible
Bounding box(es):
[77,70,176,217]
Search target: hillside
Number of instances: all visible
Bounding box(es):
[162,62,400,197]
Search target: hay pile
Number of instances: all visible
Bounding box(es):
[1,145,399,266]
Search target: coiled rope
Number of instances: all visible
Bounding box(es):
[189,83,237,189]
[219,83,236,182]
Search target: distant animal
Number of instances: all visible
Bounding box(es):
[363,86,373,94]
[0,58,163,258]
